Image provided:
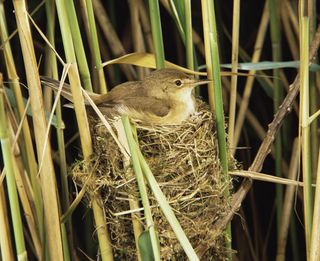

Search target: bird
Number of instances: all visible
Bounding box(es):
[41,68,210,124]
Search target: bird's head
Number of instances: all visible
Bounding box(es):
[144,68,210,100]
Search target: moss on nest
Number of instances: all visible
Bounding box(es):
[72,101,236,260]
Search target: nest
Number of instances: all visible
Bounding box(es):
[72,101,235,260]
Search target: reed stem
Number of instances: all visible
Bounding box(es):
[148,0,165,68]
[0,75,28,261]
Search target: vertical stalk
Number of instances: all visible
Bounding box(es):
[184,0,193,70]
[280,2,299,60]
[13,1,64,259]
[200,1,214,110]
[310,148,320,261]
[276,139,299,261]
[85,0,108,94]
[201,0,229,183]
[43,0,55,111]
[290,218,300,261]
[201,0,231,257]
[122,116,161,261]
[183,0,200,95]
[65,0,93,92]
[91,0,135,81]
[167,0,185,42]
[0,185,15,261]
[308,0,318,176]
[11,151,42,259]
[54,0,90,172]
[0,75,27,261]
[55,1,114,259]
[44,1,72,259]
[128,0,148,80]
[228,0,240,151]
[0,2,43,243]
[148,0,165,68]
[269,0,283,235]
[138,0,155,53]
[300,16,312,258]
[233,3,269,149]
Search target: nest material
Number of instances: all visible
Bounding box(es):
[72,101,235,260]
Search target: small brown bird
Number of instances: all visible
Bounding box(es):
[41,68,210,124]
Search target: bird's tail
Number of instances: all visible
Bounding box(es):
[40,76,75,103]
[40,76,101,106]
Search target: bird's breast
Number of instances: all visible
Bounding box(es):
[165,91,196,124]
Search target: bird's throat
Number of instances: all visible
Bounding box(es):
[167,89,196,123]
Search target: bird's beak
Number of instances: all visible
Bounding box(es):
[195,79,212,86]
[185,78,212,88]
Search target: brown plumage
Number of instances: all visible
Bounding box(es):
[41,68,210,124]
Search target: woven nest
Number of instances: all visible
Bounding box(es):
[72,101,236,260]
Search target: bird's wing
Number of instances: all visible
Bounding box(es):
[93,81,145,105]
[100,96,170,118]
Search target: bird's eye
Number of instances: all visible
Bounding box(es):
[175,80,182,86]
